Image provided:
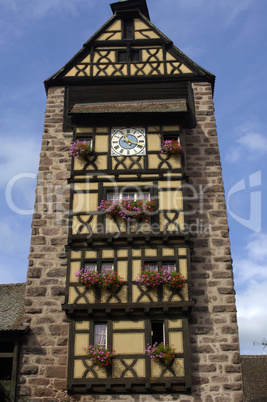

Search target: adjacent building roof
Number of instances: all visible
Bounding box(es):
[241,355,267,401]
[71,99,187,114]
[0,283,27,332]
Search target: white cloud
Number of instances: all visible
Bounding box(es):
[225,121,267,162]
[233,232,267,353]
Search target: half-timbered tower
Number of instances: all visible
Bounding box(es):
[18,0,243,400]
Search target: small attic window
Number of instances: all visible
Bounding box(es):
[123,19,134,39]
[117,50,141,63]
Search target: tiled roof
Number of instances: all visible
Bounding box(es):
[241,355,267,401]
[0,283,27,332]
[71,99,187,114]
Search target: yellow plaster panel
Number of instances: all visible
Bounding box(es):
[65,67,78,77]
[71,251,81,259]
[179,64,193,74]
[134,19,149,30]
[148,155,161,169]
[147,134,161,151]
[70,261,81,282]
[145,249,157,257]
[159,190,183,210]
[96,127,109,133]
[132,260,141,280]
[112,157,144,170]
[151,360,173,378]
[101,288,125,304]
[93,50,116,63]
[69,286,95,304]
[95,135,109,153]
[169,332,183,353]
[173,358,185,376]
[106,20,121,32]
[132,285,158,303]
[94,155,107,170]
[74,183,98,191]
[85,251,97,259]
[178,248,187,256]
[169,156,182,169]
[167,62,180,75]
[158,180,182,189]
[163,126,180,131]
[135,30,160,40]
[113,358,145,378]
[147,126,160,132]
[117,249,128,258]
[168,319,182,329]
[113,320,145,330]
[132,249,141,257]
[162,248,175,257]
[75,334,89,356]
[72,215,98,236]
[163,287,182,303]
[117,260,127,280]
[80,55,90,63]
[74,360,86,378]
[74,157,86,170]
[75,321,90,331]
[179,259,187,279]
[76,127,94,133]
[97,32,121,41]
[102,249,114,258]
[105,216,125,233]
[73,193,98,213]
[113,333,145,354]
[166,52,177,61]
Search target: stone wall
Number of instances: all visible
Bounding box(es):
[18,87,71,401]
[18,83,243,401]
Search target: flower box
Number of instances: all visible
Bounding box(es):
[97,199,157,221]
[83,345,115,367]
[136,268,185,291]
[146,342,175,365]
[75,269,123,290]
[161,139,183,156]
[69,141,93,158]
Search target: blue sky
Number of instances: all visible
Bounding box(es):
[0,0,266,355]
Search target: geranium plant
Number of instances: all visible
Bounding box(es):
[161,139,183,156]
[83,345,115,367]
[164,270,186,291]
[69,141,93,158]
[145,342,175,365]
[136,268,166,290]
[136,268,185,291]
[75,269,123,290]
[97,199,157,221]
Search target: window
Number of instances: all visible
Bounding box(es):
[162,263,176,272]
[94,324,107,347]
[123,19,134,39]
[151,322,164,345]
[84,262,114,272]
[117,50,142,63]
[107,192,150,202]
[162,131,181,142]
[76,137,93,147]
[145,263,158,271]
[144,262,176,272]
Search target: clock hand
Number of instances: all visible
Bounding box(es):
[122,133,131,145]
[127,140,142,145]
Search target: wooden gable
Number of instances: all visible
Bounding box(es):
[45,9,214,89]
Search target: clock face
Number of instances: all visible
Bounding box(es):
[111,128,146,156]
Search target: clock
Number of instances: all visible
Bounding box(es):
[111,128,146,156]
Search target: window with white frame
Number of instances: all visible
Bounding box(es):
[162,263,176,272]
[94,323,107,347]
[107,192,150,201]
[84,262,114,272]
[145,263,158,271]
